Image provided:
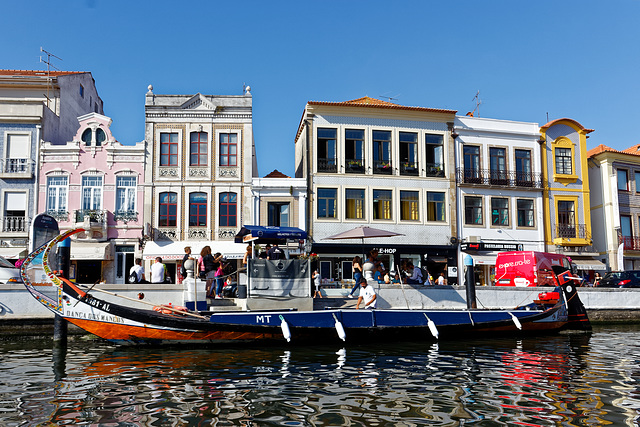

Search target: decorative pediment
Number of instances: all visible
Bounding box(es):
[181,93,215,111]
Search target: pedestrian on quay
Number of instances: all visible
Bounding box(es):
[180,246,191,280]
[150,257,167,284]
[313,269,322,298]
[348,256,363,298]
[355,276,377,309]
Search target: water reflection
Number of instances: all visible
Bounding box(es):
[2,327,640,425]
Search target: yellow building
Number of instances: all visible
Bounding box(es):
[539,118,604,273]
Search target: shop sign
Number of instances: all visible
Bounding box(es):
[460,242,523,252]
[375,247,397,254]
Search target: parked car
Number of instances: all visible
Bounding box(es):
[596,271,640,288]
[0,256,22,284]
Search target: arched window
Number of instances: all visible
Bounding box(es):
[81,128,92,146]
[159,192,178,227]
[96,128,106,147]
[219,192,237,227]
[189,192,207,227]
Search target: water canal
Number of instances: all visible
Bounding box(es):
[1,325,639,425]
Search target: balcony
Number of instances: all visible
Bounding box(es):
[113,210,138,223]
[0,158,34,178]
[345,159,365,174]
[75,209,108,240]
[456,168,544,188]
[47,211,69,222]
[373,160,393,175]
[317,158,337,173]
[553,224,591,246]
[75,209,106,223]
[620,236,640,251]
[425,163,445,177]
[2,216,26,232]
[400,162,419,176]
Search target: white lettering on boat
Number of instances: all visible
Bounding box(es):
[65,310,124,323]
[256,315,272,324]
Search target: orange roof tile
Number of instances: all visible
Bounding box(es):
[0,69,86,77]
[621,144,640,155]
[264,169,290,178]
[307,97,456,114]
[587,144,618,158]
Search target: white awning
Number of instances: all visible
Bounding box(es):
[71,242,112,260]
[471,254,498,265]
[572,259,607,271]
[143,240,247,261]
[0,247,27,259]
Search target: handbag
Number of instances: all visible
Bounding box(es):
[199,271,207,280]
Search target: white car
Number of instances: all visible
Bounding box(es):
[0,256,22,284]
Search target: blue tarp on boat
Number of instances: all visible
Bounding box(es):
[234,225,307,243]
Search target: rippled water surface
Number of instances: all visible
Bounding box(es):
[1,325,640,426]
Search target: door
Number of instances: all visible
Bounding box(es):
[115,245,135,284]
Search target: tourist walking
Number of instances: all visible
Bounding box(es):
[348,256,363,298]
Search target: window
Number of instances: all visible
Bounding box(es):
[465,196,483,225]
[81,129,92,146]
[189,192,207,227]
[159,192,177,227]
[3,192,26,232]
[79,84,84,98]
[400,190,419,221]
[219,192,237,227]
[82,176,102,211]
[489,147,507,184]
[555,148,572,175]
[116,177,136,213]
[425,134,444,176]
[345,189,365,219]
[345,129,364,173]
[268,202,290,227]
[220,133,237,167]
[399,132,418,175]
[317,128,337,172]
[95,128,106,147]
[635,171,640,193]
[427,192,445,222]
[621,215,633,249]
[515,149,532,185]
[557,200,575,237]
[317,188,337,218]
[517,199,534,227]
[160,133,179,166]
[190,132,208,166]
[47,176,68,213]
[618,169,629,191]
[373,130,392,174]
[491,198,509,226]
[463,145,480,182]
[373,189,392,220]
[6,133,29,173]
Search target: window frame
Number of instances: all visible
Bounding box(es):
[426,191,446,222]
[189,192,208,227]
[399,132,418,175]
[317,188,338,219]
[267,202,290,227]
[159,191,178,227]
[345,188,365,220]
[345,129,365,173]
[464,196,483,226]
[516,198,535,228]
[490,197,510,227]
[463,145,481,182]
[425,133,445,176]
[46,175,68,213]
[317,128,337,173]
[190,132,208,166]
[400,190,420,221]
[372,130,392,174]
[618,169,629,191]
[373,189,393,221]
[115,176,136,213]
[81,175,103,211]
[219,132,238,167]
[160,132,179,166]
[219,192,237,227]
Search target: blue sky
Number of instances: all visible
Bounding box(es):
[3,1,639,176]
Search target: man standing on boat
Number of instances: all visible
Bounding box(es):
[355,277,377,309]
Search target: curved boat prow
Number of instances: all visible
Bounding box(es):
[553,265,592,332]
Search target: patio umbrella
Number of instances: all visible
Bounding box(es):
[325,226,404,260]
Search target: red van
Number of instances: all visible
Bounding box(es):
[494,251,572,287]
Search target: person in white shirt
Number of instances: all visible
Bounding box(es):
[437,272,446,286]
[355,277,377,309]
[129,258,145,283]
[151,257,167,284]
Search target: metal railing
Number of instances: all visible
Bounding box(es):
[345,159,365,174]
[317,158,337,173]
[373,160,393,174]
[2,216,26,232]
[555,224,590,240]
[456,168,544,188]
[113,210,138,223]
[400,162,419,176]
[75,209,107,223]
[0,158,34,175]
[425,162,445,177]
[620,235,640,251]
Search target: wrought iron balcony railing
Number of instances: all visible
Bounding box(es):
[620,235,640,251]
[555,224,590,240]
[317,158,337,173]
[456,168,544,188]
[0,158,34,176]
[400,162,419,176]
[113,210,138,223]
[425,162,445,177]
[2,216,26,232]
[373,160,393,174]
[345,159,365,174]
[75,209,107,223]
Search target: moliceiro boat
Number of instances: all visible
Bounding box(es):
[21,229,591,346]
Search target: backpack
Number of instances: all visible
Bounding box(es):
[128,270,138,284]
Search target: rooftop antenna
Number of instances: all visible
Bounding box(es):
[39,47,62,110]
[471,90,482,117]
[379,93,400,102]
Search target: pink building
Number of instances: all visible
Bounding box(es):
[38,113,146,284]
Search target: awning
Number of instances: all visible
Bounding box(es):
[143,240,248,261]
[471,254,498,265]
[0,247,27,259]
[234,225,307,243]
[71,242,112,260]
[571,259,607,271]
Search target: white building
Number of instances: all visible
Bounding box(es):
[142,85,255,278]
[294,97,458,284]
[454,115,545,286]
